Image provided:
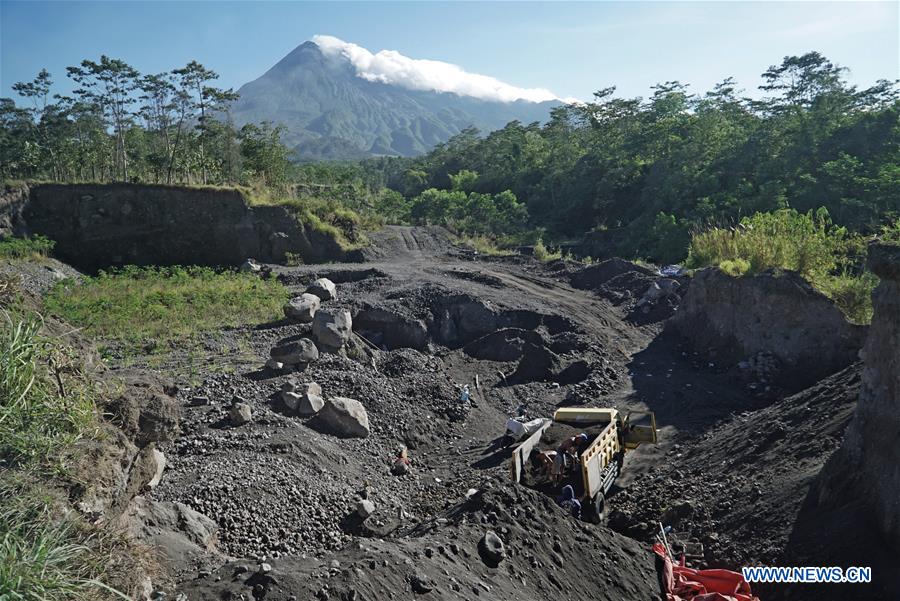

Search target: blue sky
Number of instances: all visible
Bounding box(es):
[1,1,897,103]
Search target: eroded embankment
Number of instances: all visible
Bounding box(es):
[1,182,358,271]
[668,267,866,390]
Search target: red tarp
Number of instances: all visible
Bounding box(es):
[653,542,760,601]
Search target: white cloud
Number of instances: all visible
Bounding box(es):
[312,35,572,103]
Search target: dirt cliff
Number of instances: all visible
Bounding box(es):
[816,244,900,547]
[4,183,356,271]
[669,267,866,389]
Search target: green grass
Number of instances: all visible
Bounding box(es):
[44,266,288,346]
[0,474,129,601]
[247,194,373,252]
[0,236,55,261]
[0,312,96,467]
[0,310,127,599]
[686,208,876,323]
[457,234,515,256]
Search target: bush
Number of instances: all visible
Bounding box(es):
[533,238,562,262]
[687,208,876,323]
[686,208,853,281]
[457,235,515,256]
[0,235,55,261]
[817,271,879,324]
[645,213,691,264]
[44,266,288,346]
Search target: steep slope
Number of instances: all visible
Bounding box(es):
[230,41,558,159]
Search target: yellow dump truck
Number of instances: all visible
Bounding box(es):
[509,407,657,522]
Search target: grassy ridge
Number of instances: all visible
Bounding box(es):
[246,192,377,252]
[686,209,881,323]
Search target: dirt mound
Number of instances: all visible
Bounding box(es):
[669,268,866,390]
[361,225,452,261]
[569,258,656,292]
[177,481,659,601]
[610,365,860,571]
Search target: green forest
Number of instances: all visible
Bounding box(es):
[2,51,898,321]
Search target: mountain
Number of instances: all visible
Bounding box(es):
[230,41,560,160]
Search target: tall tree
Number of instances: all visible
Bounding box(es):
[66,56,140,181]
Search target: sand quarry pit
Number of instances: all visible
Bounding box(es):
[9,222,897,601]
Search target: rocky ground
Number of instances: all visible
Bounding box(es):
[21,225,894,600]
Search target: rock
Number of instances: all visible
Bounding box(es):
[478,530,505,567]
[105,370,180,447]
[391,461,410,476]
[410,573,433,594]
[354,307,429,351]
[229,402,252,426]
[306,278,337,301]
[661,500,695,527]
[282,383,324,416]
[240,258,262,273]
[637,278,680,306]
[357,499,375,518]
[818,243,900,547]
[281,391,303,411]
[117,497,220,568]
[189,395,210,406]
[312,311,353,351]
[265,358,283,371]
[283,293,320,323]
[147,448,166,489]
[315,397,370,438]
[300,382,322,397]
[270,338,319,365]
[298,391,325,417]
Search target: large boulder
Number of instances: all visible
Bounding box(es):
[270,338,319,365]
[478,530,505,567]
[312,310,353,351]
[229,402,252,426]
[306,277,337,301]
[118,497,220,569]
[240,258,262,273]
[283,293,320,323]
[104,369,180,447]
[315,397,370,438]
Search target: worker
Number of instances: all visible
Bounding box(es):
[459,384,470,404]
[557,484,582,519]
[391,447,411,476]
[533,449,558,480]
[552,433,588,481]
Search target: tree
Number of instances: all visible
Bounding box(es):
[12,69,63,179]
[171,61,238,184]
[66,56,140,181]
